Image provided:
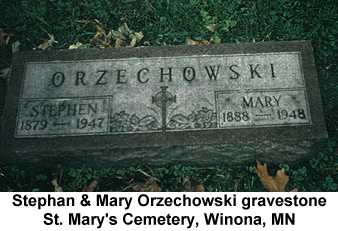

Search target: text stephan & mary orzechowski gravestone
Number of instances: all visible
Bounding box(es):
[0,41,327,166]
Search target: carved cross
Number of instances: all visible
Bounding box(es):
[152,86,176,132]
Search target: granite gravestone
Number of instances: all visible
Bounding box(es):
[0,41,327,166]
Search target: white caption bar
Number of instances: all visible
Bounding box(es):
[0,192,337,231]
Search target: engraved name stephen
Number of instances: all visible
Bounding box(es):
[27,101,99,117]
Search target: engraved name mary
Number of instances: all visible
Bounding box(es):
[16,52,310,137]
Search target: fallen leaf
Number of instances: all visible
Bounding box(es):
[115,38,124,48]
[118,22,130,35]
[68,42,90,49]
[206,24,217,32]
[256,161,289,192]
[186,38,210,45]
[51,179,63,192]
[0,28,14,45]
[72,21,145,49]
[82,180,98,192]
[0,167,4,177]
[0,68,11,79]
[77,19,103,47]
[195,184,206,192]
[94,19,106,35]
[69,42,83,49]
[210,34,221,44]
[134,32,144,41]
[91,20,112,48]
[130,32,144,47]
[130,177,161,192]
[182,177,205,192]
[143,41,151,46]
[111,23,144,48]
[125,169,161,192]
[38,34,57,50]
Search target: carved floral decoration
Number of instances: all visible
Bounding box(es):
[109,107,217,132]
[110,111,159,132]
[168,107,217,130]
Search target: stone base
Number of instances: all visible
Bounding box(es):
[2,137,327,167]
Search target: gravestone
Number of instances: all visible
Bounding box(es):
[0,41,327,166]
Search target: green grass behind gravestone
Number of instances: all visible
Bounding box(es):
[0,0,337,191]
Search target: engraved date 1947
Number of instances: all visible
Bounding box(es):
[18,117,106,132]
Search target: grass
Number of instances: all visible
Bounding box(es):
[0,0,337,191]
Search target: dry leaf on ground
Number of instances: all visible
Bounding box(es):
[91,20,112,48]
[130,177,161,192]
[76,21,143,48]
[51,179,63,192]
[0,28,14,45]
[68,42,87,49]
[186,38,210,45]
[112,23,144,48]
[0,167,4,177]
[37,34,57,50]
[82,180,98,192]
[206,24,217,32]
[194,184,205,192]
[256,161,289,192]
[0,68,11,79]
[182,177,205,192]
[77,19,112,48]
[124,169,161,192]
[130,31,144,47]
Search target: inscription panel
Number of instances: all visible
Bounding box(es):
[216,89,310,128]
[15,51,311,137]
[15,97,110,137]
